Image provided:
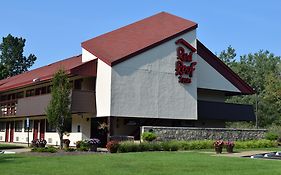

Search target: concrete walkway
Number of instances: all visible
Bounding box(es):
[215,150,276,157]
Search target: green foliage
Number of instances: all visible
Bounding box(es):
[219,47,281,127]
[75,140,90,151]
[234,140,277,149]
[225,121,255,129]
[141,132,157,142]
[64,148,76,152]
[218,45,236,66]
[116,140,277,153]
[265,132,278,141]
[46,69,71,149]
[31,146,58,153]
[0,34,36,79]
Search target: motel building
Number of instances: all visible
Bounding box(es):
[0,12,255,146]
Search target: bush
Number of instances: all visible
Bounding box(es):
[75,140,90,151]
[31,139,47,148]
[31,146,57,153]
[141,132,157,142]
[118,141,139,153]
[235,140,277,149]
[64,147,76,152]
[106,141,120,153]
[265,132,278,141]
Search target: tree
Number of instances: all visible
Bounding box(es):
[46,69,71,149]
[219,48,281,127]
[218,45,236,66]
[0,34,36,80]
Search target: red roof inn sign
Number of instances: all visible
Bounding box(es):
[175,39,197,84]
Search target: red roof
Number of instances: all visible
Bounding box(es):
[81,12,197,66]
[0,55,97,92]
[197,40,255,95]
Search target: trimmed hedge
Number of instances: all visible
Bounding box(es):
[31,146,58,153]
[114,140,277,153]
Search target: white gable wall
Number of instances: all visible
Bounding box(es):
[96,59,112,116]
[110,30,198,120]
[196,55,240,93]
[82,48,97,63]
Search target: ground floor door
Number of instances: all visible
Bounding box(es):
[5,122,9,142]
[91,118,108,147]
[33,120,39,140]
[39,119,45,139]
[9,121,14,142]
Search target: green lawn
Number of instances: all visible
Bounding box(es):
[0,144,25,149]
[0,151,281,175]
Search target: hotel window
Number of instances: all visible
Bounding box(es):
[26,89,35,97]
[15,121,23,132]
[0,122,5,132]
[74,79,82,90]
[16,92,24,99]
[46,120,56,132]
[24,120,33,132]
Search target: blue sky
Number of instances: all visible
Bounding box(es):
[1,1,281,69]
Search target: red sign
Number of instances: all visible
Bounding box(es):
[175,39,197,84]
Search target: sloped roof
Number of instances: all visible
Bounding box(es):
[81,12,197,66]
[197,40,255,95]
[0,55,97,92]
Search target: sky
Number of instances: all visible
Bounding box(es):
[1,1,281,69]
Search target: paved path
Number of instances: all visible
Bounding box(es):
[215,150,276,157]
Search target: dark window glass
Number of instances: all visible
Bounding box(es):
[24,120,33,132]
[46,120,56,132]
[35,88,41,95]
[64,118,72,132]
[47,85,52,93]
[77,125,80,132]
[74,79,82,90]
[26,89,35,97]
[16,92,24,99]
[41,87,47,94]
[15,121,23,132]
[0,122,5,132]
[0,95,7,101]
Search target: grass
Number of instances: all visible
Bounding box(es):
[0,144,25,149]
[0,151,281,175]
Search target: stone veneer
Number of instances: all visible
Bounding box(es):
[141,126,267,141]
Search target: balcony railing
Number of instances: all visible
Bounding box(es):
[0,90,96,117]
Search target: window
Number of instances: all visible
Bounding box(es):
[64,118,72,132]
[24,120,33,132]
[16,92,24,99]
[15,121,23,132]
[46,120,56,132]
[26,89,35,97]
[0,122,5,132]
[74,79,83,90]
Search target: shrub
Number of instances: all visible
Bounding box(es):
[160,141,179,151]
[64,147,76,152]
[31,139,47,148]
[106,141,120,153]
[234,140,277,149]
[265,132,278,141]
[118,141,139,153]
[142,132,157,142]
[75,140,90,151]
[31,146,57,153]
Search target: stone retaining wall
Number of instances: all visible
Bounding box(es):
[141,126,267,141]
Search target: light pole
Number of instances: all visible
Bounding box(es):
[255,92,258,129]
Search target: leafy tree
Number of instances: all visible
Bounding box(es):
[218,45,236,66]
[219,48,281,127]
[0,34,36,79]
[46,69,71,149]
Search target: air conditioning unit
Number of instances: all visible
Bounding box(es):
[48,138,52,143]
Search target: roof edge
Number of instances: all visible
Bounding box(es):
[196,39,255,95]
